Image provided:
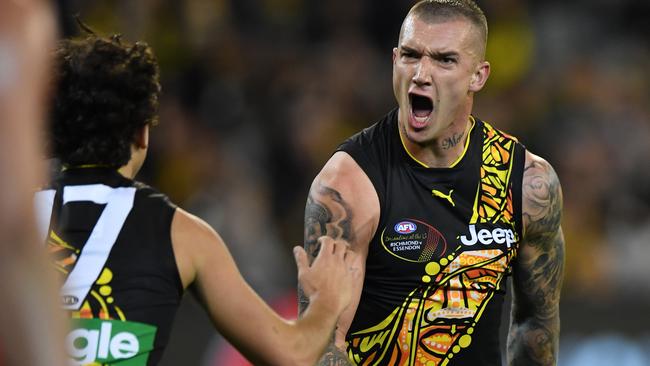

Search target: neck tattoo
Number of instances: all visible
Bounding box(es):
[441,132,464,150]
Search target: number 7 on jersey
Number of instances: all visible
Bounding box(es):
[34,184,136,310]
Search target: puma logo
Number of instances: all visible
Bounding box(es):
[431,188,455,207]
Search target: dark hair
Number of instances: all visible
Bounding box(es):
[50,34,160,167]
[404,0,488,51]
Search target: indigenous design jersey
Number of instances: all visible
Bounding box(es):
[34,168,183,366]
[337,109,526,366]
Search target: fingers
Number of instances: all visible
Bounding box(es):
[311,236,355,271]
[293,246,308,274]
[317,236,334,255]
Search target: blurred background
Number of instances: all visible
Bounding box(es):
[51,0,650,364]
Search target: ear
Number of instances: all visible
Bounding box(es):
[392,47,398,64]
[134,124,149,149]
[469,60,490,92]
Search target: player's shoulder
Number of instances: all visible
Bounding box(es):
[133,180,177,208]
[311,150,381,228]
[477,117,524,146]
[171,208,222,249]
[523,151,561,187]
[325,109,397,189]
[522,150,563,236]
[340,108,396,150]
[316,151,370,193]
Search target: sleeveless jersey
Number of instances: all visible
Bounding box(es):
[337,109,526,366]
[34,168,183,366]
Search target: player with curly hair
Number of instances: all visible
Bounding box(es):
[37,33,360,366]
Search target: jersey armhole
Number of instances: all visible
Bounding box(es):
[166,207,185,296]
[512,144,527,241]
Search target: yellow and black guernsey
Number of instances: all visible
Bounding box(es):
[337,109,526,366]
[35,168,182,366]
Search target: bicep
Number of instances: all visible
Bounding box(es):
[508,153,565,365]
[513,153,565,321]
[303,152,378,262]
[301,152,379,341]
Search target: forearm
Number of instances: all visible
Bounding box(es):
[316,342,353,365]
[508,314,559,366]
[298,286,352,366]
[290,295,350,366]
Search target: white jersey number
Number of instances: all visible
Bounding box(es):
[34,184,136,310]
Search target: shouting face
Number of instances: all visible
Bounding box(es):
[392,15,490,147]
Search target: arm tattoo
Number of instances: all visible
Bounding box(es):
[509,157,565,366]
[299,182,355,365]
[304,183,355,253]
[441,132,464,150]
[299,182,355,314]
[319,341,354,366]
[522,160,562,243]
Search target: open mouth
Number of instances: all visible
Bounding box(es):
[409,93,433,119]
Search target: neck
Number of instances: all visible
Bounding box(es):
[117,163,137,179]
[118,155,144,179]
[118,144,146,179]
[400,114,474,168]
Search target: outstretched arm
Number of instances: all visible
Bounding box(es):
[299,152,379,365]
[508,152,565,366]
[172,208,359,366]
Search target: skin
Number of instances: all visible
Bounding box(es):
[393,15,490,168]
[0,0,67,365]
[300,152,379,365]
[508,152,565,366]
[119,126,361,366]
[300,13,564,366]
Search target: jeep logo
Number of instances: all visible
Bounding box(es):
[459,224,515,248]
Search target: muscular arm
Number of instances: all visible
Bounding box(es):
[508,152,565,366]
[172,208,358,366]
[299,152,379,365]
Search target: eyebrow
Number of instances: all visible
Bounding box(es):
[400,45,460,59]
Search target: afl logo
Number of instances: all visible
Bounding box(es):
[61,295,79,306]
[395,221,417,234]
[382,219,447,262]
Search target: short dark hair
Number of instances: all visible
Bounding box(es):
[50,34,160,167]
[403,0,488,54]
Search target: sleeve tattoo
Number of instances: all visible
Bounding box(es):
[508,158,565,366]
[299,182,355,365]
